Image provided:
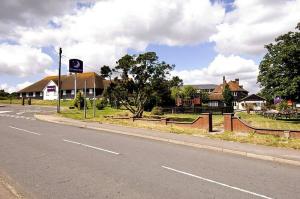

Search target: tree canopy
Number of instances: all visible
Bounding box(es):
[100,52,182,117]
[258,22,300,102]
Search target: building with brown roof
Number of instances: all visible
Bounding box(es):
[18,72,105,100]
[208,76,248,109]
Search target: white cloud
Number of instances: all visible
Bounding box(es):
[44,69,58,76]
[172,54,259,93]
[0,81,32,93]
[210,0,300,55]
[16,0,225,67]
[0,44,53,76]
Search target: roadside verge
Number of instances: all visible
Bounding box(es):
[35,114,300,167]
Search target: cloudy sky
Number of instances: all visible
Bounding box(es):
[0,0,300,93]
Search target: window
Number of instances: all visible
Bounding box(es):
[71,90,75,95]
[233,92,237,96]
[63,90,66,95]
[33,92,36,97]
[89,88,93,94]
[209,101,218,107]
[232,101,237,106]
[19,93,22,98]
[26,93,29,97]
[40,92,43,96]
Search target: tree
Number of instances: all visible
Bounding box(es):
[0,89,10,97]
[222,84,233,106]
[182,85,197,99]
[258,22,300,102]
[199,91,209,104]
[100,52,178,118]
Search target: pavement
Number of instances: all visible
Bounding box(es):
[1,104,300,199]
[35,113,300,166]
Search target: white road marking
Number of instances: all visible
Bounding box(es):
[63,139,119,155]
[8,126,41,136]
[161,166,273,199]
[16,112,25,115]
[0,111,12,114]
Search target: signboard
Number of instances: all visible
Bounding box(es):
[69,59,83,73]
[47,86,56,92]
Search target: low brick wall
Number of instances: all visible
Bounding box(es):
[112,113,213,132]
[224,113,300,138]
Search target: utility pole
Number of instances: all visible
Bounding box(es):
[84,80,87,119]
[57,47,62,113]
[93,78,96,117]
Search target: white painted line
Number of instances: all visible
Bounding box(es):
[0,111,12,114]
[161,166,273,199]
[8,126,41,136]
[63,139,119,155]
[16,112,25,115]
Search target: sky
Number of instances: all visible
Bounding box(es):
[0,0,300,94]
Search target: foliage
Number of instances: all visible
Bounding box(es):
[258,22,300,102]
[151,106,164,115]
[276,100,288,111]
[100,52,181,117]
[170,86,183,99]
[199,91,209,104]
[182,85,197,99]
[73,91,84,110]
[0,89,10,97]
[222,84,234,106]
[95,98,107,110]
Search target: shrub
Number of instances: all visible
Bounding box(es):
[151,106,164,115]
[245,103,254,114]
[73,92,84,110]
[277,100,288,111]
[95,98,107,110]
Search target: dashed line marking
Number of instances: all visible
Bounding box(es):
[162,165,273,199]
[8,126,41,136]
[63,139,119,155]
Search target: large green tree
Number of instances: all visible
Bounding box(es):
[258,22,300,102]
[100,52,181,117]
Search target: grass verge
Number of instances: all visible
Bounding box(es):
[237,112,300,130]
[60,107,300,150]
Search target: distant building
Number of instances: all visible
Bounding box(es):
[208,76,249,109]
[183,84,217,93]
[17,72,105,100]
[237,94,266,111]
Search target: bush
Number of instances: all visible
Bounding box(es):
[151,106,164,115]
[277,100,288,111]
[95,98,107,110]
[73,92,84,110]
[245,103,254,114]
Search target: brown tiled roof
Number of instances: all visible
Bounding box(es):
[18,72,104,93]
[213,80,248,93]
[209,93,223,101]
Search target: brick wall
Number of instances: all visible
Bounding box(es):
[224,113,300,138]
[115,113,213,132]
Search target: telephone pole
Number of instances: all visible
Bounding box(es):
[57,47,62,113]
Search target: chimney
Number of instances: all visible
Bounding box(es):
[235,78,239,85]
[223,76,226,85]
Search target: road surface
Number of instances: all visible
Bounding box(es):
[0,105,299,199]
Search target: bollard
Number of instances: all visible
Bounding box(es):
[22,97,25,106]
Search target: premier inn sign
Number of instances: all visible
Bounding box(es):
[69,59,83,73]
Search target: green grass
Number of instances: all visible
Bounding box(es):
[0,99,73,107]
[209,131,300,150]
[237,112,300,130]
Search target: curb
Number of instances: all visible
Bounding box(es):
[35,115,300,167]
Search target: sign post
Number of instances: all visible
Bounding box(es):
[69,59,83,99]
[84,80,87,119]
[93,78,96,117]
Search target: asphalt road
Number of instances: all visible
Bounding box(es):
[0,105,300,199]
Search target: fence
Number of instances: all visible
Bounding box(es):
[163,106,233,115]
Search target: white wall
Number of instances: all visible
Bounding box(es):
[43,81,58,100]
[237,100,266,111]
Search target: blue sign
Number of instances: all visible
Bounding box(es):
[69,59,83,73]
